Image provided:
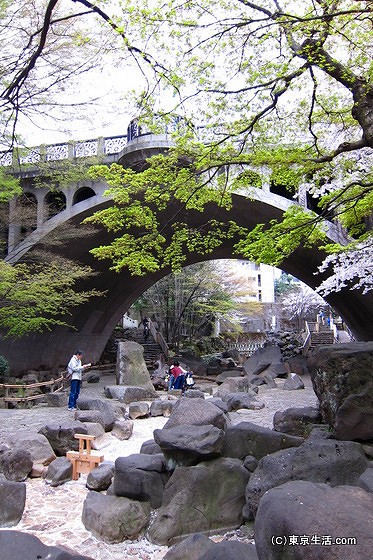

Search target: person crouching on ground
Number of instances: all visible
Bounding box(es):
[67,350,91,411]
[168,360,187,390]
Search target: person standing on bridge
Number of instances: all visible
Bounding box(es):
[67,350,91,411]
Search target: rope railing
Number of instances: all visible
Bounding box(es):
[0,374,64,403]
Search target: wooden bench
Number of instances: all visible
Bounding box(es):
[66,434,104,480]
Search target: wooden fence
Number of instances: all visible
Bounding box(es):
[0,375,64,405]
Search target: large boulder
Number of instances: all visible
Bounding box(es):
[222,392,265,412]
[104,385,158,404]
[222,422,304,460]
[215,377,257,398]
[163,398,229,431]
[45,457,73,487]
[76,399,116,431]
[82,491,150,543]
[244,438,368,519]
[163,534,215,560]
[273,406,321,436]
[308,342,373,440]
[0,530,94,560]
[164,534,258,560]
[86,462,114,491]
[150,400,175,417]
[1,449,33,481]
[0,480,26,527]
[255,481,373,560]
[128,401,149,419]
[111,419,134,440]
[154,424,225,469]
[199,541,258,560]
[242,345,283,376]
[282,373,305,390]
[116,340,158,397]
[113,453,168,508]
[39,421,88,455]
[147,457,250,545]
[4,431,56,475]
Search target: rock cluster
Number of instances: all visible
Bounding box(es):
[1,341,373,560]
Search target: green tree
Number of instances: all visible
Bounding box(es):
[134,261,247,349]
[2,0,373,307]
[78,0,373,295]
[0,257,101,337]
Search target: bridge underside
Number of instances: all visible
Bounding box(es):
[2,192,373,374]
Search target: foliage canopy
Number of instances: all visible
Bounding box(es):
[2,0,373,299]
[79,0,373,295]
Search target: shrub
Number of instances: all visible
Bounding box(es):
[0,355,9,380]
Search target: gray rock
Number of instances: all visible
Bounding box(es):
[129,401,149,419]
[147,457,250,545]
[357,467,373,493]
[206,398,229,413]
[45,457,73,487]
[105,385,158,404]
[273,406,321,436]
[74,410,105,429]
[46,392,68,407]
[82,491,150,543]
[39,422,88,455]
[163,533,214,560]
[242,345,282,376]
[183,389,205,399]
[0,530,94,559]
[81,422,109,450]
[255,481,373,560]
[111,419,134,440]
[222,392,265,412]
[86,463,114,491]
[244,438,368,519]
[154,424,225,469]
[0,480,26,527]
[149,400,165,417]
[1,449,33,482]
[215,370,243,384]
[282,373,305,390]
[199,541,258,560]
[216,377,257,398]
[150,400,175,417]
[222,422,304,461]
[4,431,56,473]
[114,453,168,508]
[116,340,158,395]
[243,455,258,472]
[163,397,229,431]
[76,399,116,431]
[309,342,373,440]
[140,439,163,455]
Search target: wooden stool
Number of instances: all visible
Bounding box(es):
[66,434,104,480]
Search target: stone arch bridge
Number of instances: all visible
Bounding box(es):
[1,125,373,373]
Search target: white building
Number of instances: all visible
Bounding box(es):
[217,259,281,303]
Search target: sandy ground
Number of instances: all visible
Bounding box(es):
[0,374,319,559]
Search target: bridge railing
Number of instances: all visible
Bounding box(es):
[0,134,128,167]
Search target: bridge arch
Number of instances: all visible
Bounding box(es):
[73,186,96,205]
[44,190,66,220]
[1,134,373,373]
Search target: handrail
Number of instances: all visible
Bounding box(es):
[0,374,64,403]
[302,321,312,356]
[148,319,169,359]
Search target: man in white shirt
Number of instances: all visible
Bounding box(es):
[67,350,91,410]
